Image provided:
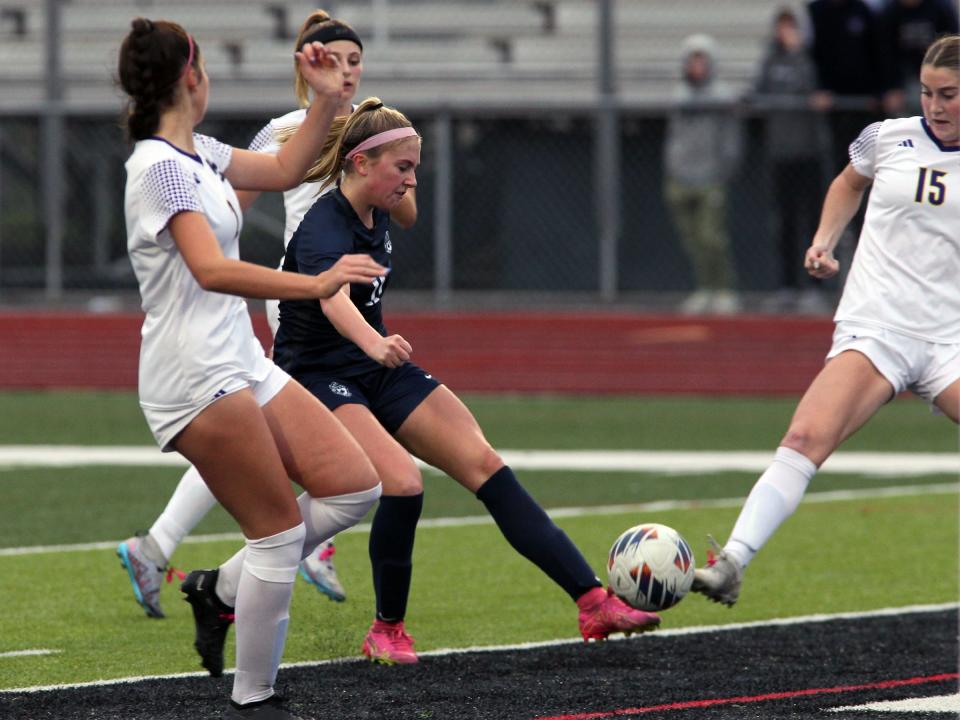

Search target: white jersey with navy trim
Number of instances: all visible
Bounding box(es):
[836,117,960,343]
[249,105,356,336]
[248,106,355,248]
[125,134,272,426]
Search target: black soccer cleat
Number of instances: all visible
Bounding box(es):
[181,568,235,677]
[224,694,310,719]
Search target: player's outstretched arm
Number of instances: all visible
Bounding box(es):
[805,164,872,279]
[225,42,344,193]
[169,211,384,299]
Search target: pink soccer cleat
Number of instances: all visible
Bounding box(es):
[577,586,661,641]
[361,619,418,665]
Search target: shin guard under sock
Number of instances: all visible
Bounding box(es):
[476,466,599,601]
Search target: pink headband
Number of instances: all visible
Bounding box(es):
[179,34,195,81]
[345,127,419,160]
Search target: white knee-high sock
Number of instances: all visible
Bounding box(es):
[149,465,217,561]
[297,484,382,558]
[232,523,306,706]
[215,484,381,607]
[725,447,817,569]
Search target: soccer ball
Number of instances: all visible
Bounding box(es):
[607,523,695,611]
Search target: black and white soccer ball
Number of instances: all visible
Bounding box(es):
[607,523,695,611]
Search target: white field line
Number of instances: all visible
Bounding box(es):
[830,694,960,713]
[2,602,956,695]
[0,649,61,658]
[0,446,957,476]
[1,482,957,559]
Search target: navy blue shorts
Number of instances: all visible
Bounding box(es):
[299,362,441,434]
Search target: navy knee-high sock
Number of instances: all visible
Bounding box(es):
[369,493,423,622]
[476,466,600,601]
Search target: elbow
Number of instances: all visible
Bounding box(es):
[392,206,418,230]
[192,265,224,293]
[277,173,300,192]
[273,157,307,192]
[195,273,220,293]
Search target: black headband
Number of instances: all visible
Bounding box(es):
[301,23,363,52]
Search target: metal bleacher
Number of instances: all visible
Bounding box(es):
[0,0,803,111]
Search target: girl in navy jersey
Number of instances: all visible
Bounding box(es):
[118,19,385,719]
[271,97,661,664]
[117,9,416,617]
[692,35,960,608]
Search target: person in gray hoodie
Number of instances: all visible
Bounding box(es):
[664,34,743,314]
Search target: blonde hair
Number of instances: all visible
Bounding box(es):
[312,97,416,192]
[922,34,959,72]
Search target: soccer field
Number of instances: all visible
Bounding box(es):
[0,391,957,712]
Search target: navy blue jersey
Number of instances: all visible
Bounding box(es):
[273,187,392,379]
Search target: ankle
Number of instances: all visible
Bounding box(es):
[373,618,404,631]
[139,532,168,567]
[723,541,752,569]
[575,586,607,611]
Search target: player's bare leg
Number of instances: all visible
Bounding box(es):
[694,350,894,606]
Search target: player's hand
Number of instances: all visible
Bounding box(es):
[295,41,344,101]
[315,254,386,298]
[368,334,412,368]
[810,90,833,112]
[804,246,838,279]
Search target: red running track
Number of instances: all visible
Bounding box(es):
[0,311,833,394]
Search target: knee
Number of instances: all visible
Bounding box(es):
[244,522,306,583]
[344,452,382,493]
[381,464,424,497]
[303,484,382,539]
[475,448,505,482]
[441,442,504,491]
[470,443,505,480]
[781,423,835,458]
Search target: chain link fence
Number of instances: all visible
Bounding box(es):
[0,0,865,311]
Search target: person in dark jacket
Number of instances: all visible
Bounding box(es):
[807,0,889,173]
[753,8,832,313]
[882,0,959,115]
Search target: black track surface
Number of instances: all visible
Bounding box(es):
[2,609,957,720]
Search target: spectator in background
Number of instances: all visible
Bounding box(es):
[807,0,890,174]
[664,34,743,315]
[753,8,832,314]
[882,0,959,116]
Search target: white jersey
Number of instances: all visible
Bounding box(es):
[837,117,960,343]
[125,134,271,426]
[248,107,348,248]
[249,106,355,336]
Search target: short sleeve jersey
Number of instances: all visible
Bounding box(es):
[125,134,269,410]
[247,105,357,248]
[272,188,392,378]
[836,117,960,343]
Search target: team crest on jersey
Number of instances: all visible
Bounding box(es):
[329,381,352,397]
[384,231,392,254]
